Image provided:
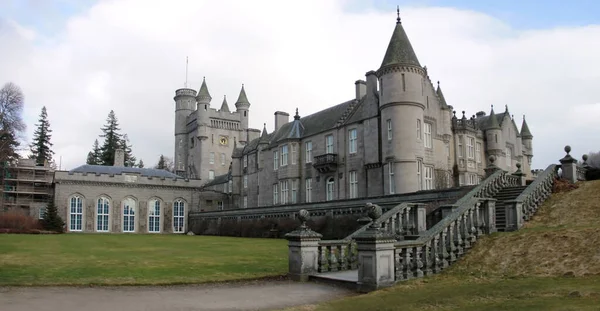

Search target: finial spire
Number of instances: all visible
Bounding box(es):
[396,6,401,24]
[294,108,300,120]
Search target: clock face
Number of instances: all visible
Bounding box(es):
[219,136,228,145]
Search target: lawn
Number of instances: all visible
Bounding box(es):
[0,234,288,286]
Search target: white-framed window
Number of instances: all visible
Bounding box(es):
[122,197,136,233]
[39,206,47,220]
[291,144,297,165]
[209,152,215,164]
[291,179,298,203]
[389,162,396,194]
[69,195,83,232]
[305,141,313,163]
[325,135,334,154]
[417,160,422,191]
[173,200,185,233]
[467,137,475,159]
[243,196,248,208]
[458,135,464,158]
[424,123,432,148]
[148,199,161,233]
[273,151,279,170]
[348,129,357,154]
[96,197,110,232]
[459,174,465,186]
[349,171,358,199]
[424,166,434,190]
[305,178,312,203]
[243,155,248,168]
[469,174,478,185]
[281,145,288,166]
[243,175,248,188]
[417,119,422,139]
[217,201,224,210]
[273,183,278,205]
[220,153,226,166]
[208,170,215,180]
[326,177,335,201]
[280,180,289,204]
[387,119,392,141]
[476,142,482,163]
[506,147,512,169]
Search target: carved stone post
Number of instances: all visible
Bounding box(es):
[414,203,427,233]
[285,209,322,282]
[355,203,396,293]
[479,198,497,234]
[485,155,501,177]
[513,163,526,186]
[504,200,524,231]
[559,145,578,183]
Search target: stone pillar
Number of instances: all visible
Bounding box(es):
[414,203,427,233]
[513,162,526,186]
[284,210,322,282]
[485,155,501,177]
[355,203,396,292]
[559,145,577,183]
[479,198,497,234]
[504,200,523,231]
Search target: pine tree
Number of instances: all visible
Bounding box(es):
[121,134,136,167]
[156,154,166,169]
[86,151,96,165]
[86,139,101,165]
[41,200,65,233]
[29,106,54,165]
[98,110,123,166]
[138,159,145,168]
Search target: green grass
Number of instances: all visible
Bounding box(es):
[0,234,288,286]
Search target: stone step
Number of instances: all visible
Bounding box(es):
[310,270,358,291]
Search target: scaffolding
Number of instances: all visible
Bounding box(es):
[1,158,54,214]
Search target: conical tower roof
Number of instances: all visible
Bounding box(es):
[521,116,533,139]
[235,84,250,106]
[197,77,212,101]
[220,95,230,113]
[380,9,421,69]
[488,105,501,130]
[259,123,269,144]
[436,81,448,107]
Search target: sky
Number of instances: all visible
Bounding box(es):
[0,0,598,171]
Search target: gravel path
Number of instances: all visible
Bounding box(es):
[0,280,353,311]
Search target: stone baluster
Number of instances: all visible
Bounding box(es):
[394,249,404,281]
[285,209,322,281]
[440,228,449,269]
[414,246,424,278]
[431,235,441,274]
[328,245,338,272]
[338,244,346,270]
[454,220,463,259]
[461,213,471,249]
[403,247,412,280]
[447,223,456,263]
[422,240,433,276]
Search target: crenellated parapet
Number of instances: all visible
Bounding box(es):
[54,171,204,190]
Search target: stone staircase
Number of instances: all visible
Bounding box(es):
[493,185,528,232]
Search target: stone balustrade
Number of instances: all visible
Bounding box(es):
[317,240,357,273]
[346,202,427,241]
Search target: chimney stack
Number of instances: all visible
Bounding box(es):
[274,111,290,132]
[355,80,366,100]
[114,149,125,167]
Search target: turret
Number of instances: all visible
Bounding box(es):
[485,105,503,152]
[196,77,212,139]
[235,84,251,130]
[173,87,197,175]
[376,9,425,194]
[520,115,533,170]
[219,95,230,113]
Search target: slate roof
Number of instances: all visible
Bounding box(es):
[202,172,230,187]
[69,165,182,179]
[380,20,421,68]
[220,96,230,112]
[476,106,507,130]
[197,77,212,100]
[520,117,533,138]
[436,82,448,108]
[235,85,250,106]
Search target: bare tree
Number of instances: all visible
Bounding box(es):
[0,82,26,163]
[163,156,175,172]
[587,151,600,169]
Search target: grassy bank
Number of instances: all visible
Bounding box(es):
[0,234,287,286]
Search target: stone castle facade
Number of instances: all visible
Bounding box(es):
[192,15,534,209]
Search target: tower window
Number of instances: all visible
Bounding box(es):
[204,105,207,111]
[244,111,247,117]
[401,73,406,92]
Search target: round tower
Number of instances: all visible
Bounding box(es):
[485,105,503,153]
[174,87,197,173]
[196,77,212,139]
[376,11,426,194]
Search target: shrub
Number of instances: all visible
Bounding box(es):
[0,212,42,231]
[41,201,65,233]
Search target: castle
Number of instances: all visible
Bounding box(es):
[183,14,534,209]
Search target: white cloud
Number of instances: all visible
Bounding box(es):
[0,0,598,170]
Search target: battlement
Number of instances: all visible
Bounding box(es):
[54,171,204,189]
[174,88,197,98]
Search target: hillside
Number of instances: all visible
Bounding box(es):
[287,180,600,311]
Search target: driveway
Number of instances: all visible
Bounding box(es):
[0,280,353,311]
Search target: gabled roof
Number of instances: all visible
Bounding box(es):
[69,165,182,179]
[436,81,448,107]
[379,17,421,69]
[202,172,230,187]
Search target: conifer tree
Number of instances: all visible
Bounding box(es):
[98,110,123,166]
[41,200,65,233]
[121,134,136,167]
[86,139,101,165]
[138,159,145,168]
[156,154,166,170]
[29,106,54,165]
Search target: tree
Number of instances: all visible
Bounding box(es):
[155,154,166,169]
[29,106,54,165]
[155,154,174,172]
[0,82,26,164]
[98,110,123,166]
[587,151,600,169]
[41,200,65,233]
[86,139,101,165]
[120,134,136,167]
[138,159,144,168]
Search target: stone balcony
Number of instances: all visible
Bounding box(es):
[313,153,338,173]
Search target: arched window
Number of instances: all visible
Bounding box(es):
[69,195,83,231]
[122,198,136,233]
[148,199,161,233]
[97,197,110,232]
[173,200,185,233]
[326,178,335,201]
